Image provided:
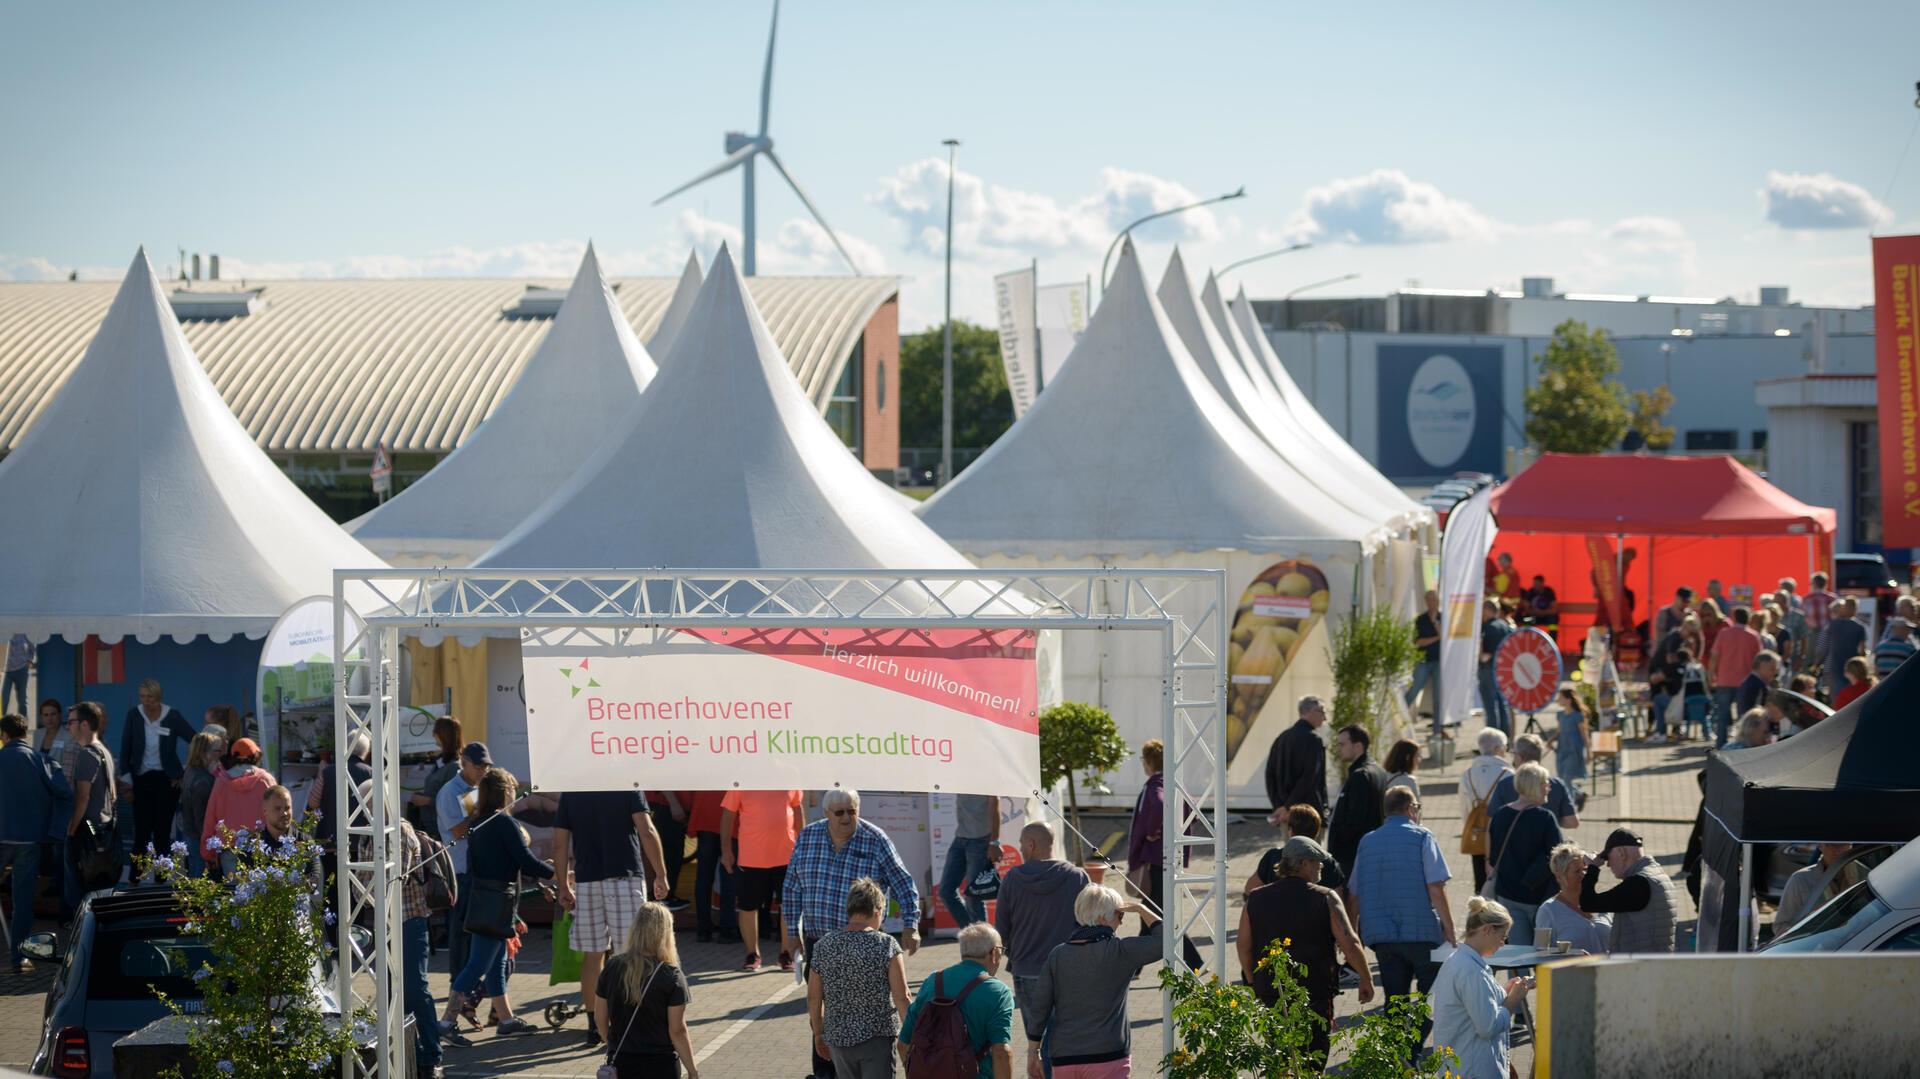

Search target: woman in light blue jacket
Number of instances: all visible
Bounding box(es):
[1431,896,1534,1079]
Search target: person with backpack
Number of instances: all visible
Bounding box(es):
[898,922,1014,1079]
[1457,728,1511,893]
[399,818,450,1079]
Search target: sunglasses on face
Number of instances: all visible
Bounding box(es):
[830,809,856,819]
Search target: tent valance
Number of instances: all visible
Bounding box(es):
[1489,453,1837,536]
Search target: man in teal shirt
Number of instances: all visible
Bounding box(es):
[899,923,1015,1077]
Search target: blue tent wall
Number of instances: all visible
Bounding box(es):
[40,636,265,752]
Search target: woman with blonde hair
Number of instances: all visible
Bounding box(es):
[1485,762,1563,946]
[1028,883,1170,1077]
[1431,897,1531,1079]
[596,902,698,1078]
[179,730,226,876]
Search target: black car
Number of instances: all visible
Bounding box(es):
[24,886,210,1077]
[23,885,397,1078]
[1834,553,1901,625]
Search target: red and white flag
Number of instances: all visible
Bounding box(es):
[82,636,125,685]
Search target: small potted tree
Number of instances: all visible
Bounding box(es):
[1038,701,1130,873]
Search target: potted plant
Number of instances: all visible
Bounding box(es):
[1332,606,1423,760]
[1037,701,1129,868]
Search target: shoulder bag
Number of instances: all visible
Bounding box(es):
[462,814,520,938]
[1478,805,1524,901]
[597,961,661,1079]
[76,743,120,887]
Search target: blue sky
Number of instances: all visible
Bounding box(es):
[5,1,1918,328]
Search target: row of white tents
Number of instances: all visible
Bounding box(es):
[0,239,1428,807]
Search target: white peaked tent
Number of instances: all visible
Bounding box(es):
[471,245,1042,774]
[347,244,660,565]
[0,248,387,646]
[1157,250,1396,544]
[1224,283,1427,528]
[917,241,1376,808]
[647,251,704,356]
[481,244,980,574]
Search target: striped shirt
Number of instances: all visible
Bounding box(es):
[782,818,920,937]
[1804,590,1839,633]
[1873,636,1915,678]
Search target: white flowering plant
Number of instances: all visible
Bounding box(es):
[137,823,366,1078]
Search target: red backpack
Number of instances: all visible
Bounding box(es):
[904,970,989,1079]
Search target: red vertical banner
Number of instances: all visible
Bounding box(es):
[1874,235,1920,547]
[1586,535,1625,630]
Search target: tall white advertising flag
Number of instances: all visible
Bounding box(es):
[1036,280,1089,389]
[1438,487,1497,731]
[994,267,1039,416]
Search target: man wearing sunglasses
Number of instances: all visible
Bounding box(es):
[785,789,921,1077]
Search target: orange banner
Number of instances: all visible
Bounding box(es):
[1875,235,1920,547]
[1586,535,1625,630]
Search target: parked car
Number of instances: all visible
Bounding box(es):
[1834,552,1900,625]
[24,885,393,1078]
[1759,841,1889,907]
[1762,840,1920,952]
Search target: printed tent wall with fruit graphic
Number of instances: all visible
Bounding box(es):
[920,241,1385,810]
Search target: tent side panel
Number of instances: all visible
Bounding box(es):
[42,636,266,753]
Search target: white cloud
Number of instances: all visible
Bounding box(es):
[1762,171,1893,230]
[1279,169,1494,245]
[1566,215,1699,292]
[868,161,1217,259]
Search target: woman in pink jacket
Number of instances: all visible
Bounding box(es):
[200,737,277,868]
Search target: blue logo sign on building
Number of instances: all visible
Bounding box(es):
[1376,344,1503,479]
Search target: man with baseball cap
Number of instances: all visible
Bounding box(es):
[1579,828,1677,954]
[1237,835,1372,1068]
[436,741,492,998]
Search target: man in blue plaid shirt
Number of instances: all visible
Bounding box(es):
[785,788,920,1077]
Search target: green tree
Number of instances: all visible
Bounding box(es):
[899,320,1013,453]
[139,824,362,1077]
[1038,701,1130,861]
[1524,319,1632,453]
[1628,385,1676,451]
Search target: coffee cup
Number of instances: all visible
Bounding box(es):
[1554,940,1572,954]
[1534,927,1552,950]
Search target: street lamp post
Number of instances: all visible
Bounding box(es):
[1284,272,1360,301]
[1099,186,1247,293]
[1217,242,1312,277]
[940,138,960,488]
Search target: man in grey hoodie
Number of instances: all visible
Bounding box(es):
[994,822,1088,1076]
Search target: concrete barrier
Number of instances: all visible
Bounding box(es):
[1537,953,1920,1077]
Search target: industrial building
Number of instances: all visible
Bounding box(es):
[1248,278,1886,557]
[0,270,900,520]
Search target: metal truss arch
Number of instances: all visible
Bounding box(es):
[334,567,1227,1076]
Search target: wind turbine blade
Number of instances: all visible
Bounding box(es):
[758,0,779,136]
[764,148,859,274]
[651,143,757,205]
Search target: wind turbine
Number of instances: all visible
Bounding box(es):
[652,0,859,276]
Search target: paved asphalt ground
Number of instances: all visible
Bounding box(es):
[0,727,1712,1077]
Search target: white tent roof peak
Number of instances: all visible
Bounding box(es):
[479,241,976,573]
[646,250,704,356]
[916,238,1379,557]
[1226,284,1428,523]
[347,243,660,563]
[0,248,387,643]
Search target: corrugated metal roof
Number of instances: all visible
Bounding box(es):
[0,274,897,454]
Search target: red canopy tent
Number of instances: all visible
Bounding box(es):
[1486,454,1837,653]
